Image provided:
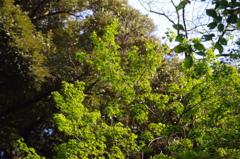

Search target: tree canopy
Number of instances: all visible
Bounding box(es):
[0,0,239,158]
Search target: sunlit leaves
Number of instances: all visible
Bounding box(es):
[53,81,140,158]
[53,19,240,159]
[53,22,165,158]
[104,102,124,118]
[14,140,45,159]
[149,123,167,134]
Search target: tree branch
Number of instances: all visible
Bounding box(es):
[138,0,176,25]
[216,54,239,57]
[182,7,188,39]
[33,10,77,21]
[0,86,60,119]
[30,0,48,19]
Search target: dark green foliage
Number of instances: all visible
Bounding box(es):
[0,0,159,158]
[184,55,193,68]
[173,24,185,31]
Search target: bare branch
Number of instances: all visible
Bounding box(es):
[138,0,176,25]
[182,7,188,39]
[33,10,78,21]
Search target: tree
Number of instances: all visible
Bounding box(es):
[0,0,160,158]
[1,0,239,158]
[139,0,240,68]
[28,21,239,158]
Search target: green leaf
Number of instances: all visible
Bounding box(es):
[237,19,240,27]
[217,24,224,31]
[219,37,227,45]
[176,1,188,11]
[222,9,229,16]
[173,24,185,30]
[143,147,153,153]
[214,1,220,9]
[227,14,238,23]
[202,34,215,41]
[216,42,223,53]
[207,22,218,29]
[192,38,201,44]
[185,44,193,54]
[175,34,185,42]
[219,1,228,7]
[206,9,218,18]
[173,45,186,53]
[214,16,222,23]
[197,150,210,158]
[194,43,205,50]
[184,55,193,68]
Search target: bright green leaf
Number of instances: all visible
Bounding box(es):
[192,38,201,44]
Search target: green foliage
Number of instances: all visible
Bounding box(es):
[13,140,45,159]
[0,0,49,84]
[53,81,140,158]
[53,22,163,158]
[204,0,240,54]
[1,0,239,158]
[206,9,218,18]
[54,21,240,158]
[1,0,159,157]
